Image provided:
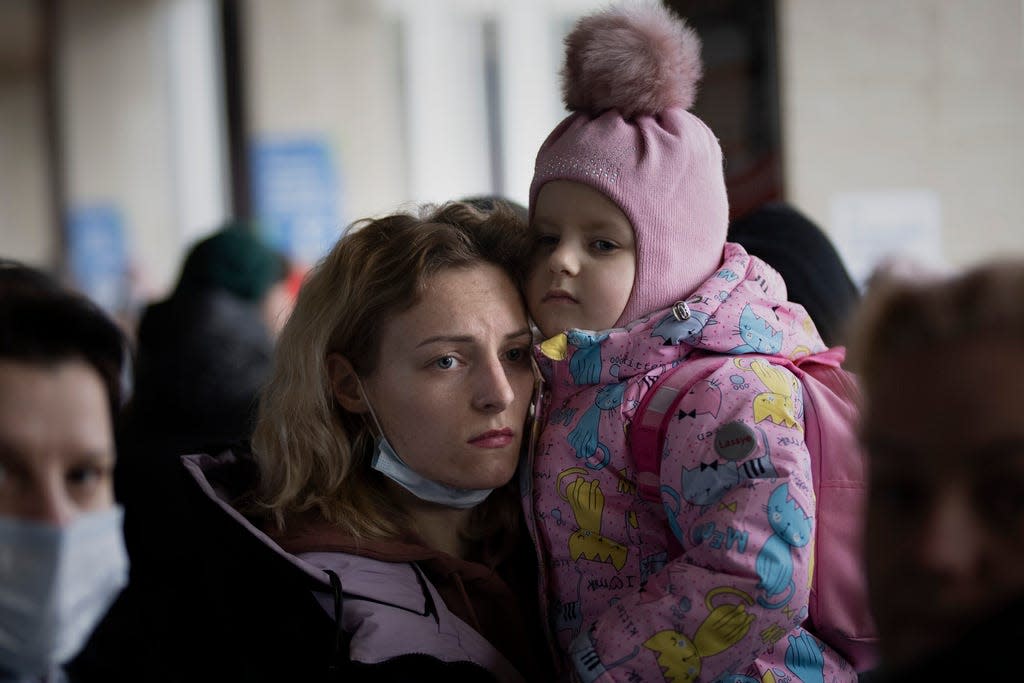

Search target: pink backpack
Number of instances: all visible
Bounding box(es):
[629,347,879,671]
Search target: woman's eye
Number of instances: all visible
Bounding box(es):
[505,347,529,363]
[435,355,458,370]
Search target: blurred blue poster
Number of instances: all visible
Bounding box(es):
[252,138,343,266]
[67,204,129,314]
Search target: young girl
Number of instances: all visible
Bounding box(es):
[522,4,860,682]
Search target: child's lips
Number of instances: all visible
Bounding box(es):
[543,289,578,304]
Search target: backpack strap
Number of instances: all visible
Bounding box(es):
[630,354,728,502]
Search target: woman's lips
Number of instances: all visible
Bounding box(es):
[468,428,515,448]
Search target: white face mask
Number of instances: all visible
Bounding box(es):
[0,506,129,677]
[356,377,493,509]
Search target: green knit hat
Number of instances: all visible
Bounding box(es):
[177,221,285,302]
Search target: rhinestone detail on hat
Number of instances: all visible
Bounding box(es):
[536,151,622,184]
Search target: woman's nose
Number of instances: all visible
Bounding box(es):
[473,360,516,413]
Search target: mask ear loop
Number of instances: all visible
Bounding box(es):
[353,375,387,443]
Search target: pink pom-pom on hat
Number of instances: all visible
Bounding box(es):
[562,2,703,117]
[531,1,729,328]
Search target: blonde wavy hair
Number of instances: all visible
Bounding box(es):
[847,259,1024,393]
[251,200,531,546]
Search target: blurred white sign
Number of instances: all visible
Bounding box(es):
[830,189,945,288]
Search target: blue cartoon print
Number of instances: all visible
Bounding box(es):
[681,453,778,507]
[568,330,609,384]
[785,630,825,683]
[660,485,687,549]
[567,383,627,470]
[729,304,783,355]
[756,483,812,609]
[652,310,716,346]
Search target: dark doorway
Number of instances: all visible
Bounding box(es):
[666,0,783,221]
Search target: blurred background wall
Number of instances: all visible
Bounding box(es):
[1,0,1022,323]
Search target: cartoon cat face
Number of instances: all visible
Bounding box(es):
[735,304,783,354]
[682,461,740,506]
[679,379,723,419]
[567,330,606,348]
[767,484,812,547]
[652,310,715,345]
[595,382,628,410]
[644,630,701,683]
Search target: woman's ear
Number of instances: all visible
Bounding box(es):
[326,353,368,413]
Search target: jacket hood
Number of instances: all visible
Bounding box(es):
[535,242,829,387]
[180,452,490,588]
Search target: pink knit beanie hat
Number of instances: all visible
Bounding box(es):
[530,2,729,327]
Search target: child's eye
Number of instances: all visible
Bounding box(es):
[535,234,559,248]
[592,239,617,252]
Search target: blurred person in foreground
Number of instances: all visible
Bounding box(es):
[0,261,129,682]
[849,259,1024,681]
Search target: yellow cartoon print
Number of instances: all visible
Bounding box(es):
[540,332,569,360]
[735,358,802,431]
[558,467,628,571]
[644,587,756,683]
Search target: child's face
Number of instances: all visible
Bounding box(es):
[526,180,636,338]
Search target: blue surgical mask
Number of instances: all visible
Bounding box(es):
[0,506,129,677]
[370,435,492,509]
[356,377,493,509]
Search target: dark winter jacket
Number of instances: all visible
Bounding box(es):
[123,288,274,458]
[71,450,552,682]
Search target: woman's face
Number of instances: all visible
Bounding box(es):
[362,263,534,492]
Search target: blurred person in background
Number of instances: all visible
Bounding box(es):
[849,260,1024,681]
[120,220,294,461]
[728,202,860,347]
[0,261,129,683]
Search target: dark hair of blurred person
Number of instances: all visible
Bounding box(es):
[848,259,1024,681]
[728,201,860,346]
[0,260,129,681]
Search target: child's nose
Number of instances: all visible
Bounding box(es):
[549,243,580,275]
